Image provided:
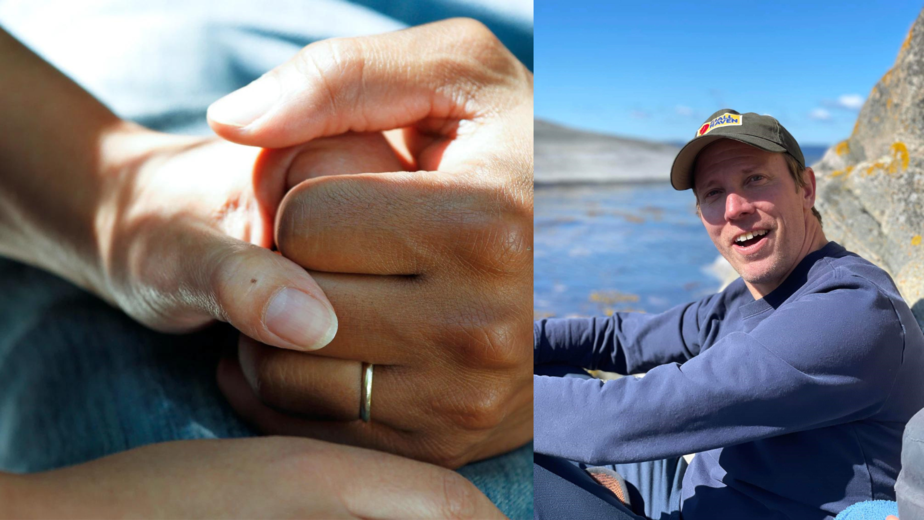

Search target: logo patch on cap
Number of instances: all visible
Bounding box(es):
[696,113,743,137]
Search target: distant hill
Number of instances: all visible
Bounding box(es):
[535,119,678,185]
[536,118,830,185]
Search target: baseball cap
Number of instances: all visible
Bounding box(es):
[670,109,805,190]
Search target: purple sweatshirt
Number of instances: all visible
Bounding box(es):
[534,242,924,519]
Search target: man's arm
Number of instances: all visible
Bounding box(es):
[535,278,904,465]
[534,289,727,373]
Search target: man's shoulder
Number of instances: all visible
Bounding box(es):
[809,245,903,301]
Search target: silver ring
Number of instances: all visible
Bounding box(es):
[360,362,373,422]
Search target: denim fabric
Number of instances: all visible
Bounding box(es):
[0,0,532,137]
[0,258,533,518]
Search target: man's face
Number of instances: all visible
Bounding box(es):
[693,139,815,296]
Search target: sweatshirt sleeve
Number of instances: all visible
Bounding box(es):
[534,291,721,374]
[534,277,904,465]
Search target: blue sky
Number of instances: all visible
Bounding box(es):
[536,0,922,145]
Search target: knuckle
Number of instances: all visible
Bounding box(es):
[432,18,521,100]
[453,316,528,369]
[470,213,533,275]
[440,292,530,368]
[460,387,506,431]
[444,18,525,89]
[448,18,502,56]
[452,182,533,276]
[434,382,506,433]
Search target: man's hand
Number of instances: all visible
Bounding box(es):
[4,437,503,519]
[211,19,534,468]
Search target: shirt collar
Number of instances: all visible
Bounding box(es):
[739,241,846,317]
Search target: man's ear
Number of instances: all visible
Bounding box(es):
[802,167,817,209]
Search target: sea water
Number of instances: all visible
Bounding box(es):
[534,183,726,319]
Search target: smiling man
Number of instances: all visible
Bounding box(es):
[533,109,924,520]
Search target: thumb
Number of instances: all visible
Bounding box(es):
[188,234,338,352]
[206,18,525,149]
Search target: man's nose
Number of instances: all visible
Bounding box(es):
[725,192,755,221]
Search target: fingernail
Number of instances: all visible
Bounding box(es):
[208,75,279,128]
[264,288,338,350]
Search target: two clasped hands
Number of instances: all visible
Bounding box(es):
[0,19,531,518]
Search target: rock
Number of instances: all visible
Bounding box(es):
[813,12,924,329]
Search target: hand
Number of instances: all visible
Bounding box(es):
[0,27,407,357]
[212,18,533,468]
[3,437,503,519]
[93,128,404,352]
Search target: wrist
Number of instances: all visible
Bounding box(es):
[90,123,193,302]
[0,117,128,302]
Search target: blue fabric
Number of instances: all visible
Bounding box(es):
[834,500,898,520]
[534,452,641,520]
[533,365,684,519]
[533,454,685,520]
[598,458,685,520]
[535,242,924,520]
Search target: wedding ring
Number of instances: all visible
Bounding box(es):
[360,362,373,422]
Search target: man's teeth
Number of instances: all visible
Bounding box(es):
[735,230,768,243]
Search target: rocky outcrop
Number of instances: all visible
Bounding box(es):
[814,12,924,328]
[535,119,678,184]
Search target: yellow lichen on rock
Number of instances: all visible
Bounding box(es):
[832,165,855,178]
[865,159,888,175]
[835,141,850,156]
[813,11,924,328]
[881,69,894,86]
[890,142,909,173]
[857,145,908,177]
[899,26,914,57]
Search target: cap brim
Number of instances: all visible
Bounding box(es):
[670,134,788,190]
